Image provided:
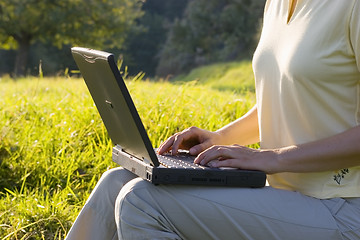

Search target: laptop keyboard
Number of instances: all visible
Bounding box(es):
[157,152,206,169]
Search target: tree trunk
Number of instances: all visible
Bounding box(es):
[14,39,30,77]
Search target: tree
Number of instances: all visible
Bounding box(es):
[0,0,144,76]
[156,0,265,77]
[121,0,188,76]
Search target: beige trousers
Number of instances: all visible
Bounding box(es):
[65,167,360,240]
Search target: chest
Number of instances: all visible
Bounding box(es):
[254,0,358,84]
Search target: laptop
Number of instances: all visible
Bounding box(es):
[71,47,266,187]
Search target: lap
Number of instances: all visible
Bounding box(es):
[117,178,347,240]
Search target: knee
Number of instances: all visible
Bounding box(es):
[115,178,150,214]
[115,180,180,239]
[98,167,136,188]
[117,178,149,202]
[115,178,152,231]
[88,167,136,205]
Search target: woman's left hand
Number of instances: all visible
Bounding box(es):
[194,125,360,174]
[194,145,279,174]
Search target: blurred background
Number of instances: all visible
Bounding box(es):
[0,0,266,78]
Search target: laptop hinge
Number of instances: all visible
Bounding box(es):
[113,145,153,166]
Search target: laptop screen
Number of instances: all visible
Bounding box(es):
[71,47,159,166]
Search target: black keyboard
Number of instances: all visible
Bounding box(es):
[157,152,206,169]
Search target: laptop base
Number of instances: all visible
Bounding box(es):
[113,146,266,187]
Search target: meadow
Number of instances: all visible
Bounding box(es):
[0,60,256,239]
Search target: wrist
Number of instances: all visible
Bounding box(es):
[213,129,227,145]
[259,148,284,174]
[271,145,300,174]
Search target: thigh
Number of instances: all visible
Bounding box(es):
[116,178,343,240]
[66,167,137,240]
[322,198,360,240]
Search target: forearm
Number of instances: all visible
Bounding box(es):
[273,125,360,173]
[215,105,259,146]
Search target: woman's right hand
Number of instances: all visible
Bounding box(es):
[157,126,221,156]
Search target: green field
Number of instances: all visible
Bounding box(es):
[0,60,256,239]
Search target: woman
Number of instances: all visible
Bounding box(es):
[66,0,360,239]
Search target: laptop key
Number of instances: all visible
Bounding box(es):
[158,154,205,169]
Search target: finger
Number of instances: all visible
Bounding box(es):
[196,145,241,165]
[159,126,207,155]
[158,129,195,155]
[194,145,227,165]
[171,133,187,155]
[189,141,211,156]
[157,135,176,155]
[207,159,239,168]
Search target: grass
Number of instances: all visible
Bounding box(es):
[172,60,255,93]
[0,60,256,239]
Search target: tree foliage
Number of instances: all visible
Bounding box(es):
[0,0,144,76]
[156,0,266,77]
[121,0,188,76]
[0,0,267,78]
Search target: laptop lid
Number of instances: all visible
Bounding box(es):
[71,47,159,167]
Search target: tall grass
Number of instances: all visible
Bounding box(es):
[0,61,256,239]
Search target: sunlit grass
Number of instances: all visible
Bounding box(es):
[172,60,254,93]
[0,61,256,239]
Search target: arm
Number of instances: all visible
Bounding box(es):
[273,125,360,173]
[215,105,259,146]
[157,105,259,155]
[195,125,360,174]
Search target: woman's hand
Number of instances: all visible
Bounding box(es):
[194,124,360,174]
[194,144,279,174]
[157,126,222,156]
